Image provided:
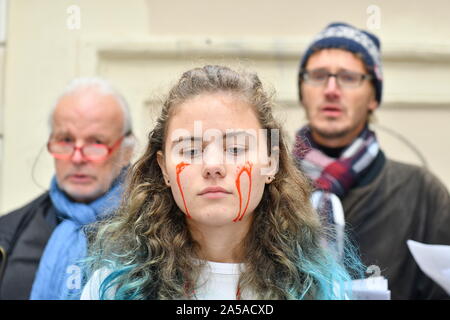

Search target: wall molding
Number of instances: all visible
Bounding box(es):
[79,36,450,63]
[77,36,450,108]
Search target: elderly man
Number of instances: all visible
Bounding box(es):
[292,22,450,299]
[0,78,135,299]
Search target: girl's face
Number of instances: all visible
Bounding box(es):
[157,92,275,228]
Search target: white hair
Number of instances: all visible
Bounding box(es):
[48,77,135,148]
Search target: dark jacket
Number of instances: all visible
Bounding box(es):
[342,153,450,299]
[0,192,59,300]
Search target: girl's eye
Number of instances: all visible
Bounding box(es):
[226,146,246,155]
[182,148,201,158]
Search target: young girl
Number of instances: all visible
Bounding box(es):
[81,65,362,300]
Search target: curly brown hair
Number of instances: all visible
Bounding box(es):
[87,65,357,300]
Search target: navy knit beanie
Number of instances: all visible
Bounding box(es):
[298,22,383,104]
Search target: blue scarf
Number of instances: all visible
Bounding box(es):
[30,170,126,300]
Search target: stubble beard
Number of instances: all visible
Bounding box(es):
[312,123,353,140]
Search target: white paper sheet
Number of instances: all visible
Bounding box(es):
[407,239,450,295]
[350,276,391,300]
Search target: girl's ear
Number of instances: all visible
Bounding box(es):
[265,175,275,184]
[261,146,279,182]
[157,151,171,186]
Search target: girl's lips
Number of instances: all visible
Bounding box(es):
[199,186,232,199]
[200,191,231,199]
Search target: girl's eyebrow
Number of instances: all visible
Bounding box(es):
[171,136,202,147]
[171,130,256,148]
[224,130,256,139]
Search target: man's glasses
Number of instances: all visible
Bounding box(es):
[300,68,372,88]
[47,133,129,162]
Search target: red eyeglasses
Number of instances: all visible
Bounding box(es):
[47,134,127,162]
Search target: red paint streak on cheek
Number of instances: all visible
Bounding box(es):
[233,161,253,222]
[176,162,191,218]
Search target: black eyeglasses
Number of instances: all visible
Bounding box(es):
[300,68,372,88]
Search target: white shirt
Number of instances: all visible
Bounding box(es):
[80,261,253,300]
[194,261,244,300]
[80,267,111,300]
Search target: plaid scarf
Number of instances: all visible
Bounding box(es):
[293,125,380,256]
[293,125,380,197]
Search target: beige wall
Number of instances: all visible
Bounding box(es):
[0,0,6,211]
[1,0,449,214]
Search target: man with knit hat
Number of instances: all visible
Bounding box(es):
[293,22,450,299]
